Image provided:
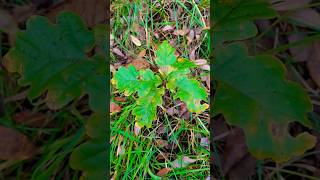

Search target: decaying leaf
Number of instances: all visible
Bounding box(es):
[0,126,37,160]
[110,102,122,113]
[213,43,316,162]
[12,111,50,128]
[172,156,198,168]
[156,168,171,177]
[130,59,150,70]
[130,35,142,46]
[3,12,107,113]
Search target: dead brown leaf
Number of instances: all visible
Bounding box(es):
[156,168,171,177]
[172,156,198,168]
[162,25,174,32]
[155,139,168,148]
[288,33,313,62]
[0,10,18,45]
[0,126,38,160]
[271,0,311,11]
[12,111,51,128]
[114,96,126,102]
[130,59,150,70]
[173,29,190,36]
[112,48,126,58]
[307,42,320,88]
[134,122,141,136]
[221,127,256,179]
[110,102,122,113]
[47,0,108,27]
[130,35,142,46]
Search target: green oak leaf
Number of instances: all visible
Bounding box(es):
[213,43,316,162]
[3,12,106,112]
[133,69,164,127]
[133,91,163,128]
[168,76,208,113]
[112,65,139,96]
[172,58,197,70]
[70,138,106,180]
[212,0,276,44]
[155,40,176,66]
[137,69,162,97]
[112,41,208,127]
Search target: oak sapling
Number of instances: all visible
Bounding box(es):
[112,41,209,128]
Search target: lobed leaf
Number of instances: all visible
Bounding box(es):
[213,43,316,162]
[213,0,276,44]
[3,12,107,113]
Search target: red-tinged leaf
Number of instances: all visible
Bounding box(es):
[156,168,171,177]
[0,126,38,160]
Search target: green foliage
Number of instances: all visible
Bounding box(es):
[212,0,276,44]
[213,43,315,162]
[4,12,107,179]
[213,0,316,162]
[3,12,107,113]
[112,41,208,128]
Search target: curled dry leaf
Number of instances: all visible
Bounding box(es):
[0,126,37,160]
[200,65,210,71]
[110,102,122,113]
[271,0,311,11]
[288,33,312,62]
[0,10,18,45]
[187,29,195,45]
[13,111,51,128]
[134,122,142,136]
[47,0,108,27]
[155,139,168,148]
[137,50,146,58]
[156,168,172,177]
[172,156,198,168]
[130,35,142,46]
[114,96,126,102]
[112,48,126,58]
[162,25,174,32]
[130,59,150,70]
[307,42,320,88]
[173,29,190,36]
[195,59,208,66]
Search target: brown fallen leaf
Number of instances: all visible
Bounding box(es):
[156,168,171,177]
[134,122,142,136]
[200,65,210,71]
[114,96,126,102]
[288,8,320,30]
[173,29,190,36]
[288,33,313,62]
[155,139,168,148]
[130,35,142,46]
[189,47,197,60]
[221,127,256,179]
[0,126,38,160]
[271,0,311,11]
[47,0,108,27]
[13,111,51,128]
[187,29,195,45]
[172,156,198,168]
[110,102,122,113]
[137,50,146,59]
[112,48,126,58]
[130,59,150,70]
[195,59,208,66]
[0,10,18,45]
[162,25,174,32]
[307,42,320,88]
